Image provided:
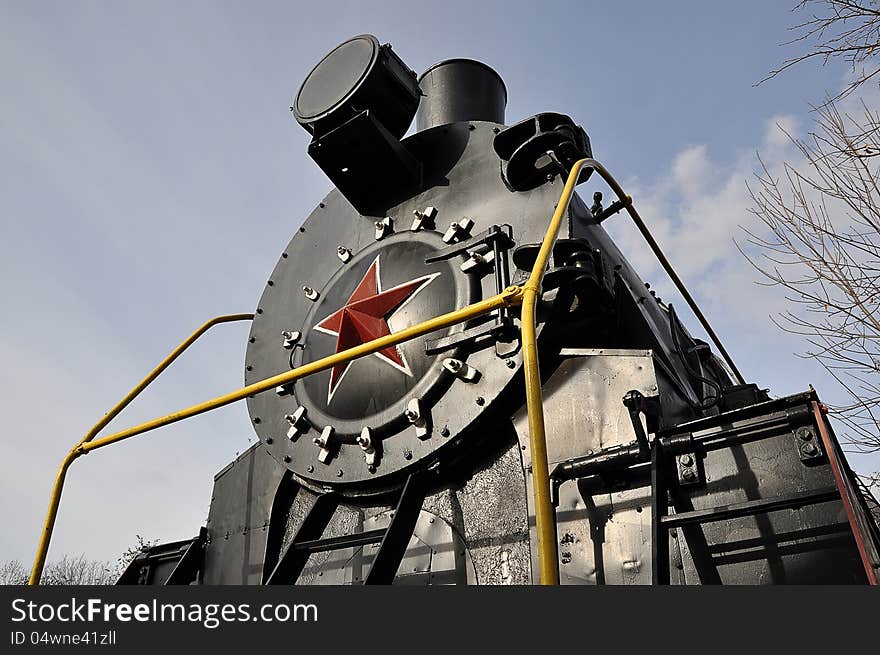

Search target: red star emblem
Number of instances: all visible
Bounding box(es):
[313,255,440,403]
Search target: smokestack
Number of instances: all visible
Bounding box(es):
[416,59,507,131]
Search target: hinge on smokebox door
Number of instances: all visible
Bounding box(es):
[423,224,516,356]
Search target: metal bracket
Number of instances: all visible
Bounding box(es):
[358,427,379,470]
[441,358,481,383]
[302,286,320,301]
[442,217,474,244]
[675,451,701,486]
[794,425,824,463]
[425,318,508,356]
[285,406,308,441]
[424,224,514,264]
[313,425,336,463]
[460,248,495,274]
[374,216,393,240]
[281,330,302,350]
[276,383,295,397]
[411,206,437,231]
[622,389,661,454]
[405,398,431,439]
[425,224,516,355]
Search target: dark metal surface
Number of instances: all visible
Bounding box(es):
[416,59,507,131]
[657,394,870,584]
[294,34,420,139]
[117,532,205,586]
[202,443,287,585]
[246,121,564,491]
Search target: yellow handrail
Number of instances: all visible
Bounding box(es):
[29,157,615,586]
[28,313,254,585]
[519,158,591,585]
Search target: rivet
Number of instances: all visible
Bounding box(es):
[256,308,263,314]
[282,252,288,258]
[253,417,261,424]
[299,227,305,233]
[475,396,485,406]
[246,365,253,371]
[680,454,693,467]
[468,124,476,131]
[283,455,291,463]
[319,202,325,208]
[337,469,344,477]
[440,426,450,437]
[403,449,412,460]
[492,126,500,133]
[506,359,516,369]
[306,465,314,473]
[267,281,274,286]
[266,437,273,444]
[249,337,256,343]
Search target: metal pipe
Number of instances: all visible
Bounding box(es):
[520,158,591,585]
[28,313,254,585]
[79,290,520,454]
[590,167,746,385]
[29,292,520,584]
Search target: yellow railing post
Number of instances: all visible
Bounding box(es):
[28,314,255,585]
[519,158,591,584]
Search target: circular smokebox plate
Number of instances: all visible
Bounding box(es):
[292,232,472,435]
[294,34,379,123]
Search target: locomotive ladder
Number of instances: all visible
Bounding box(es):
[645,399,879,584]
[263,468,435,585]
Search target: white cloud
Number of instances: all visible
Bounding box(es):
[603,96,879,479]
[606,112,802,327]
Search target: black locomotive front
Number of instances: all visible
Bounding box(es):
[119,34,880,586]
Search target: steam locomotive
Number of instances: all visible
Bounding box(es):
[118,34,880,585]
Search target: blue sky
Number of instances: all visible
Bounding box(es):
[1,0,873,566]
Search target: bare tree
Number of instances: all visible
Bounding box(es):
[760,1,880,103]
[39,554,118,585]
[746,1,880,490]
[0,560,28,585]
[743,101,880,461]
[0,535,156,586]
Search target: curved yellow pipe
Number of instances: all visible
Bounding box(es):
[28,313,254,585]
[28,293,521,584]
[520,158,592,584]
